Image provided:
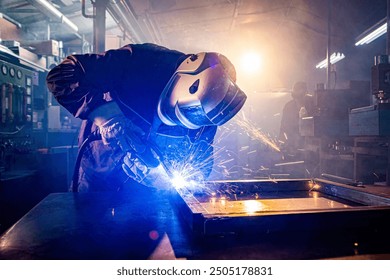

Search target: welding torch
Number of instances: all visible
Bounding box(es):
[116,130,174,181]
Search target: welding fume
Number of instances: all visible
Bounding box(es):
[46,43,247,192]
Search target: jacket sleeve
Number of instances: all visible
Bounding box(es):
[46,45,133,119]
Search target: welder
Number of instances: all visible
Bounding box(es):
[46,43,246,192]
[279,82,314,152]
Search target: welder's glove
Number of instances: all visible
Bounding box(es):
[98,115,145,146]
[122,152,171,189]
[98,115,162,184]
[122,151,150,183]
[46,58,84,95]
[98,116,160,163]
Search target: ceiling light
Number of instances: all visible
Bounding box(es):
[355,18,387,46]
[240,52,262,73]
[34,0,78,32]
[315,52,345,69]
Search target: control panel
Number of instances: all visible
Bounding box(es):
[0,58,44,173]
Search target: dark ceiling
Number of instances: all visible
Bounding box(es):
[0,0,388,90]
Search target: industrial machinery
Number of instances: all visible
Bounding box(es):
[348,55,390,184]
[350,55,390,136]
[0,56,42,175]
[298,81,370,181]
[0,41,80,181]
[301,81,371,138]
[0,41,82,234]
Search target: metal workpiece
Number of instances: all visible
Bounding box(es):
[1,179,390,259]
[172,179,390,236]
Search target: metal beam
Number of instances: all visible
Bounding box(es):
[107,0,149,43]
[93,0,109,52]
[0,13,22,28]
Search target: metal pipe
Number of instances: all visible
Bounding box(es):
[107,0,149,43]
[230,0,241,31]
[27,0,79,33]
[47,21,50,40]
[326,0,332,90]
[143,13,163,44]
[81,0,94,19]
[0,13,22,28]
[93,0,109,53]
[321,173,363,186]
[387,0,390,55]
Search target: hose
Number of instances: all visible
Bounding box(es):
[71,129,101,192]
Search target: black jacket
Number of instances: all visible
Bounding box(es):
[46,43,217,191]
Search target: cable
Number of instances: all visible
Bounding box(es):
[0,125,25,135]
[70,126,170,192]
[71,129,101,192]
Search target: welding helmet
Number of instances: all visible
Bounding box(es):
[157,52,247,129]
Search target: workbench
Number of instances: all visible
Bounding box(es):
[1,184,390,260]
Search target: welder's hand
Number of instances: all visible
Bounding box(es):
[142,164,172,189]
[123,156,171,189]
[99,115,145,145]
[122,151,151,183]
[46,58,84,95]
[99,116,159,168]
[98,115,160,167]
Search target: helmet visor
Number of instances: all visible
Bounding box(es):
[175,78,246,129]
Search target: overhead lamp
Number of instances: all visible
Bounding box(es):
[355,17,386,46]
[34,0,79,32]
[240,52,262,73]
[315,52,345,69]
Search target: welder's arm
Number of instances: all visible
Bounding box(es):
[89,103,172,189]
[88,102,166,184]
[46,46,132,119]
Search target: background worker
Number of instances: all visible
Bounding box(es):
[279,81,315,160]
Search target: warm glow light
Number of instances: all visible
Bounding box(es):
[244,200,262,214]
[240,52,262,73]
[313,184,321,190]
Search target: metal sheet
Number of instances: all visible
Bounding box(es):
[1,182,390,259]
[172,179,390,236]
[199,197,350,215]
